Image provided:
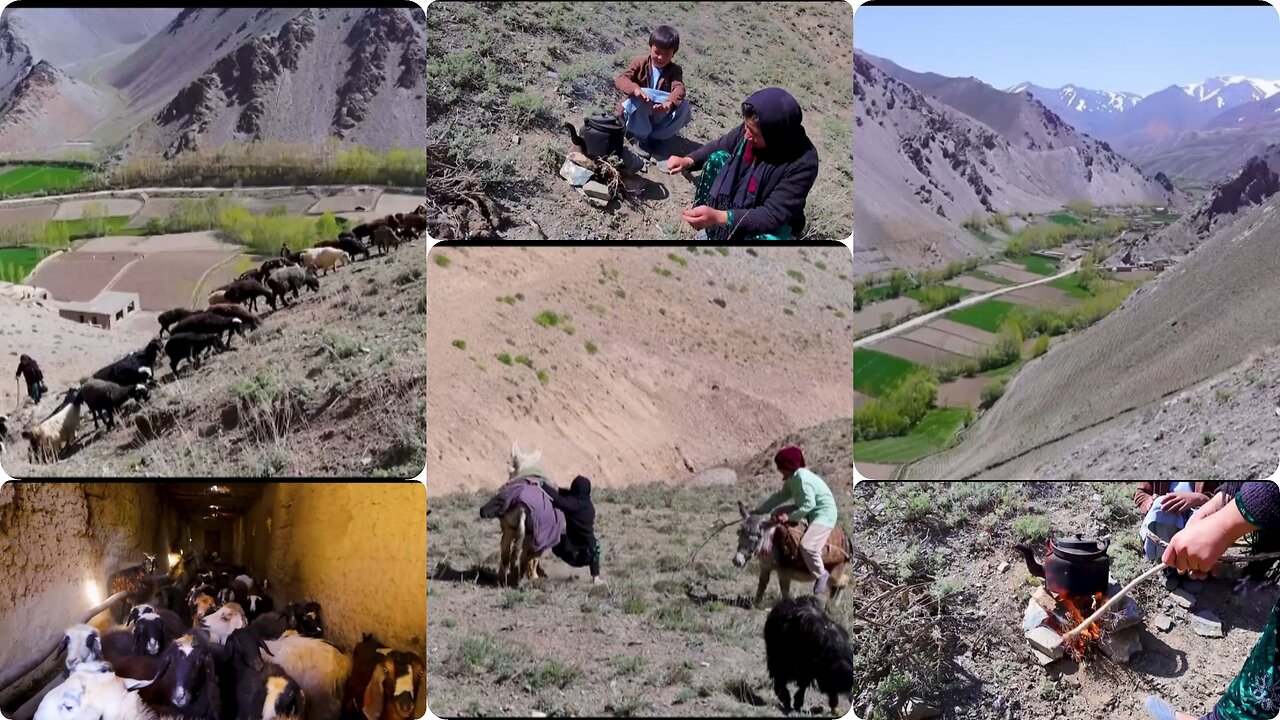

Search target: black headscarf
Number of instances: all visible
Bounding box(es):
[552,475,596,550]
[705,88,811,240]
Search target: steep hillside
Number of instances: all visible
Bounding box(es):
[425,245,854,492]
[0,60,110,154]
[4,237,426,479]
[906,192,1280,479]
[0,9,179,73]
[114,7,426,158]
[1123,144,1280,258]
[853,52,1169,271]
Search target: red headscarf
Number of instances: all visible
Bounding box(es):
[774,446,805,475]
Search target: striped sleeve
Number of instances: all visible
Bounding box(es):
[1237,482,1280,529]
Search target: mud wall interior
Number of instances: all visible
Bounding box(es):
[243,482,426,656]
[0,482,164,674]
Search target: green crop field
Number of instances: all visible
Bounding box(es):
[1048,273,1095,299]
[854,407,970,464]
[0,246,46,283]
[945,300,1020,333]
[0,165,89,195]
[1020,255,1059,275]
[854,348,923,397]
[53,216,140,240]
[860,284,901,303]
[1047,213,1080,226]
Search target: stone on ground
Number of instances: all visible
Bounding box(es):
[1100,626,1142,663]
[1025,626,1064,659]
[1169,588,1196,609]
[1154,613,1175,632]
[582,180,612,200]
[559,159,593,187]
[1191,608,1224,637]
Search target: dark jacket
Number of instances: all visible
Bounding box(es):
[689,88,819,239]
[549,476,596,552]
[614,54,686,118]
[15,355,42,384]
[1134,482,1218,514]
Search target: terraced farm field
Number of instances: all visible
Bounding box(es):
[853,347,922,396]
[944,300,1020,333]
[0,165,88,195]
[1048,273,1093,299]
[1018,255,1060,275]
[0,246,46,282]
[853,407,969,463]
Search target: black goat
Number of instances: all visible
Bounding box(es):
[763,596,853,716]
[78,379,149,431]
[243,591,273,624]
[159,308,200,336]
[171,313,245,348]
[132,608,187,656]
[94,339,163,387]
[225,628,306,720]
[135,634,222,719]
[315,235,370,261]
[266,265,319,305]
[218,279,277,312]
[166,332,228,375]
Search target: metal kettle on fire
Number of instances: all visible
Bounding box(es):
[1013,534,1112,597]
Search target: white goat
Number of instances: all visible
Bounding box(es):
[34,661,175,720]
[200,601,247,645]
[299,248,350,276]
[62,624,102,672]
[264,634,352,720]
[23,390,83,462]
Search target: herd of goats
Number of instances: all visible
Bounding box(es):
[38,551,423,720]
[6,205,427,464]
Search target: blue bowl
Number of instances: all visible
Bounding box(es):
[643,89,671,103]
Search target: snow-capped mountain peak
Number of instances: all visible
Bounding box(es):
[1180,76,1280,105]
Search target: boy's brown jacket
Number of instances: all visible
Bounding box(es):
[614,54,686,117]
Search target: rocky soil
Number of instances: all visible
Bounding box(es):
[850,481,1277,720]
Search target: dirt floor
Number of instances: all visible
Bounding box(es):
[0,202,58,225]
[949,275,1006,294]
[426,423,855,718]
[427,1,851,241]
[853,297,922,335]
[50,197,142,220]
[425,245,854,492]
[867,337,967,367]
[902,326,988,358]
[849,482,1277,720]
[937,376,988,408]
[928,319,998,345]
[26,251,140,302]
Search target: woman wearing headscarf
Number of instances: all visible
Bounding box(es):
[545,475,605,586]
[1146,482,1280,720]
[752,446,838,594]
[664,87,820,241]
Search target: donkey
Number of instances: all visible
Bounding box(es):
[480,442,556,587]
[732,501,851,608]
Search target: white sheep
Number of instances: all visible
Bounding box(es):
[22,389,83,463]
[263,634,352,720]
[34,661,174,720]
[208,290,232,306]
[234,574,254,592]
[62,624,102,672]
[200,601,247,645]
[299,248,351,276]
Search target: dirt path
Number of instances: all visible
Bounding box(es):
[854,260,1080,349]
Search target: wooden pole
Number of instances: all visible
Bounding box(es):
[0,590,129,698]
[1059,562,1167,642]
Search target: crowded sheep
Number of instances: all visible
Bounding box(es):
[11,206,424,464]
[41,555,424,720]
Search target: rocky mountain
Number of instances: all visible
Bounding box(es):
[1006,81,1141,138]
[853,52,1170,272]
[909,154,1280,480]
[0,7,425,159]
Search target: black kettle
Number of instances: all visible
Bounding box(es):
[1013,534,1112,597]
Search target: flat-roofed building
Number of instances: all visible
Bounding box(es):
[58,291,139,330]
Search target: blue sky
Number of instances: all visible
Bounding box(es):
[853,5,1280,96]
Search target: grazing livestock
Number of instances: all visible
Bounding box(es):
[267,265,320,306]
[132,609,188,656]
[94,340,162,388]
[763,596,853,716]
[158,308,200,336]
[263,634,352,720]
[299,247,350,276]
[206,304,261,331]
[209,290,233,306]
[62,624,102,672]
[135,634,222,719]
[315,235,370,261]
[78,379,150,431]
[21,389,83,463]
[166,333,228,375]
[395,213,426,239]
[369,226,401,255]
[172,312,245,347]
[218,279,277,312]
[343,635,424,720]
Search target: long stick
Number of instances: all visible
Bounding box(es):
[1059,562,1167,641]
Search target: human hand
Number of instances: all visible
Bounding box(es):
[653,101,672,113]
[1163,514,1235,579]
[1186,492,1227,529]
[635,87,651,101]
[1161,492,1209,514]
[681,205,728,230]
[664,156,694,174]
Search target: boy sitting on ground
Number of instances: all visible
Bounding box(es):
[614,24,692,159]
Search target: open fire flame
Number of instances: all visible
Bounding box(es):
[1047,591,1108,660]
